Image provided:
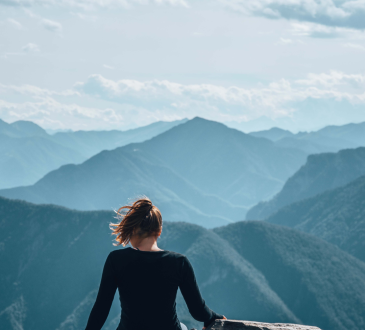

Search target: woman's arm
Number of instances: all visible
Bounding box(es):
[85,252,117,330]
[179,256,225,328]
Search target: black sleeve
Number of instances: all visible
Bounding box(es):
[179,256,224,327]
[85,252,117,330]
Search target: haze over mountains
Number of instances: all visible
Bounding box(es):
[2,115,365,330]
[0,117,309,226]
[0,118,187,189]
[244,141,365,266]
[247,147,365,220]
[249,122,365,154]
[2,117,365,193]
[2,197,365,330]
[266,175,365,264]
[121,118,307,206]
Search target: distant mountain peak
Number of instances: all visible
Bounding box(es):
[180,116,249,136]
[249,127,294,142]
[11,120,48,137]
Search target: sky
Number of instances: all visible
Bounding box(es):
[0,0,364,132]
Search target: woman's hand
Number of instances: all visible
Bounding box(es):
[202,315,227,329]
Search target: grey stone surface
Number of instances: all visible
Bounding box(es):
[206,319,321,330]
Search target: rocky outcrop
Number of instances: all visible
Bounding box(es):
[206,319,321,330]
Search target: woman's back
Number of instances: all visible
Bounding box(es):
[84,197,224,330]
[117,248,188,330]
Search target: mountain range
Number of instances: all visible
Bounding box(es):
[244,142,365,266]
[247,147,365,220]
[0,117,308,226]
[249,122,365,154]
[265,174,365,264]
[0,118,187,189]
[1,196,365,330]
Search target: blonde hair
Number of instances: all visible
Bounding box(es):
[110,197,162,246]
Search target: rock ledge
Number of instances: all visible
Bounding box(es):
[206,319,321,330]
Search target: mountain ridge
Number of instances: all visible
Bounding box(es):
[0,118,188,189]
[265,174,365,264]
[247,147,365,220]
[0,117,308,223]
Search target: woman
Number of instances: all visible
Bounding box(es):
[84,197,226,330]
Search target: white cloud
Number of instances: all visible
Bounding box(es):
[22,43,40,53]
[296,71,365,88]
[0,97,127,130]
[221,0,365,30]
[41,18,62,33]
[0,83,78,97]
[343,42,365,51]
[103,64,114,70]
[1,71,365,130]
[291,22,340,38]
[279,37,293,44]
[342,0,365,11]
[75,73,365,121]
[7,18,22,30]
[290,22,364,38]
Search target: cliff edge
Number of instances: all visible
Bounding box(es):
[206,320,321,330]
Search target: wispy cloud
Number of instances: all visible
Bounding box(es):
[290,22,364,39]
[0,97,126,130]
[74,73,365,119]
[343,43,365,51]
[7,18,22,30]
[221,0,365,30]
[41,18,62,33]
[22,43,40,53]
[0,83,78,97]
[296,71,365,88]
[278,37,293,44]
[1,71,365,130]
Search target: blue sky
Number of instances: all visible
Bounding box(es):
[0,0,364,132]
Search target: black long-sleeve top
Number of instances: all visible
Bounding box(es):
[84,247,224,330]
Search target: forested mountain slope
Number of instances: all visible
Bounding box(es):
[247,147,365,220]
[266,175,365,264]
[214,221,365,330]
[1,197,365,330]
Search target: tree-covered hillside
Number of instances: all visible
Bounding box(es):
[214,221,365,330]
[1,197,365,330]
[247,147,365,220]
[266,175,365,264]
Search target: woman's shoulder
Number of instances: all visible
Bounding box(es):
[107,248,189,263]
[164,250,188,259]
[108,247,186,256]
[163,251,193,268]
